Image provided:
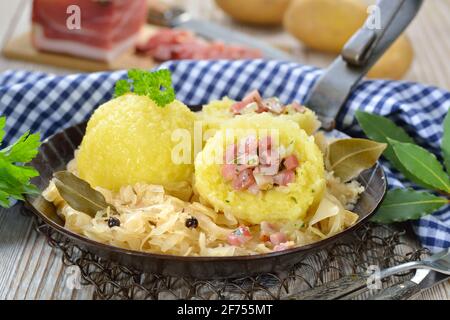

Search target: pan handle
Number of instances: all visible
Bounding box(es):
[305,0,423,130]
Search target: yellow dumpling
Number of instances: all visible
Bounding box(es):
[194,113,325,224]
[77,94,195,191]
[197,97,320,139]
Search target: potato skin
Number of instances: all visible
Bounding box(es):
[215,0,291,26]
[367,35,414,80]
[284,0,413,80]
[284,0,367,53]
[194,113,325,224]
[77,94,195,191]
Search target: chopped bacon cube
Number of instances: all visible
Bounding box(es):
[224,143,237,164]
[221,164,236,181]
[230,101,247,115]
[258,136,273,151]
[227,226,252,246]
[273,242,292,251]
[241,90,263,107]
[283,155,299,171]
[232,169,256,190]
[270,232,287,245]
[273,170,295,186]
[292,102,306,113]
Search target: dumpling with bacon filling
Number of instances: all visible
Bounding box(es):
[197,90,320,139]
[194,113,325,224]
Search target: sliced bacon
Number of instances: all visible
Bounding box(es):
[283,155,299,171]
[137,28,262,62]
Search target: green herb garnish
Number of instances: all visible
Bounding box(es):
[0,117,41,208]
[114,69,176,107]
[356,110,450,223]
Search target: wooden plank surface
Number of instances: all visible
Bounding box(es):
[2,28,158,72]
[0,0,449,300]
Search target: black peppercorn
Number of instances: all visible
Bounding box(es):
[107,217,121,228]
[185,216,198,229]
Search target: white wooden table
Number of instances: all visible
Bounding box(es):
[0,0,449,300]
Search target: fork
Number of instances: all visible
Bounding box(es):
[283,248,450,300]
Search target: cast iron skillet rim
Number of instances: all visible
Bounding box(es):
[25,122,387,263]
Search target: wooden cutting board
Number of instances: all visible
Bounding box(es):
[1,26,158,72]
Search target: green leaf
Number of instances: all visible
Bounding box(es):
[372,188,448,223]
[1,131,41,163]
[388,138,450,193]
[443,109,450,174]
[113,69,176,107]
[114,79,131,97]
[0,116,6,143]
[53,171,118,217]
[354,111,435,188]
[0,118,41,208]
[326,138,386,182]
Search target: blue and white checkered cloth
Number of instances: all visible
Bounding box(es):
[1,60,449,252]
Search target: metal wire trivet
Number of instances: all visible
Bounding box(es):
[24,207,428,300]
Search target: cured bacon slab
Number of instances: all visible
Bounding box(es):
[32,0,148,62]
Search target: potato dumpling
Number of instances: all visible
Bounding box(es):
[194,113,325,224]
[215,0,291,26]
[284,0,413,79]
[198,97,320,140]
[77,94,195,191]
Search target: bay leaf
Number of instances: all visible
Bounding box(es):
[53,171,115,217]
[355,110,435,189]
[389,138,450,193]
[443,110,450,174]
[372,188,448,224]
[327,138,387,182]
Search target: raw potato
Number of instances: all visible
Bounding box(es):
[284,0,414,79]
[284,0,367,53]
[367,36,414,80]
[215,0,291,26]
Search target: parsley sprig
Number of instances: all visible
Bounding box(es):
[114,69,176,107]
[0,117,41,208]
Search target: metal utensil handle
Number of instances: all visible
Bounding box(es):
[305,0,424,130]
[283,274,369,300]
[368,280,420,300]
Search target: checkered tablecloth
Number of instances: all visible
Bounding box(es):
[1,60,449,252]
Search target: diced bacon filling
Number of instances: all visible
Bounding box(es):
[230,90,307,116]
[136,28,262,61]
[227,226,252,246]
[222,136,299,192]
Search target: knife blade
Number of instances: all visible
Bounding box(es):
[147,5,297,61]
